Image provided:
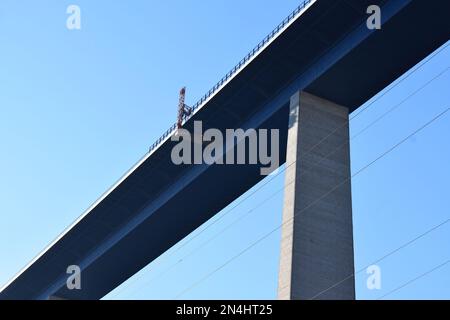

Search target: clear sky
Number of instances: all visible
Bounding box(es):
[0,0,449,300]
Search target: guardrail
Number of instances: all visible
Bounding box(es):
[148,0,313,153]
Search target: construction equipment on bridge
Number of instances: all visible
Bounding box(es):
[177,87,192,129]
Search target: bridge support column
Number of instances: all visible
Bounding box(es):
[278,91,355,300]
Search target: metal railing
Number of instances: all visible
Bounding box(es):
[148,0,313,153]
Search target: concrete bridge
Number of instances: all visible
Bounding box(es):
[1,0,449,300]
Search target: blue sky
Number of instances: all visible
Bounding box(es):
[0,1,449,300]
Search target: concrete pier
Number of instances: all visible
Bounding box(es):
[278,91,355,300]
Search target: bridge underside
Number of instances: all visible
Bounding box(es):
[1,0,449,299]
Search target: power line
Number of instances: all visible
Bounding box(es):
[309,217,450,299]
[106,2,362,298]
[349,42,449,121]
[174,106,450,299]
[123,178,286,298]
[161,25,450,263]
[171,53,450,258]
[351,66,450,140]
[377,259,450,300]
[97,25,450,302]
[116,63,450,299]
[111,41,450,300]
[117,65,449,299]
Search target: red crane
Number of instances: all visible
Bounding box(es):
[177,87,192,129]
